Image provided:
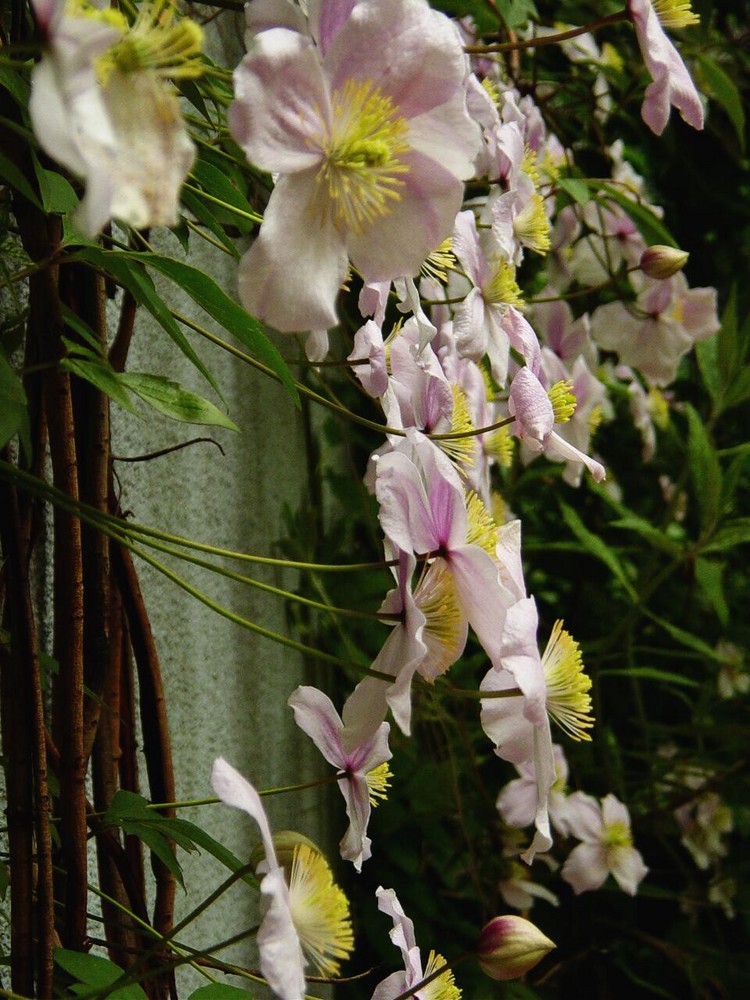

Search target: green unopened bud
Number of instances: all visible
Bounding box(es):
[476,915,556,981]
[640,245,689,280]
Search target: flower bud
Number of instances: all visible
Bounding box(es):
[476,915,556,981]
[640,245,689,280]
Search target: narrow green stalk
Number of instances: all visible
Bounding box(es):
[465,10,629,53]
[182,182,263,224]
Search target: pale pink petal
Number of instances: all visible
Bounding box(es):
[546,431,606,483]
[564,791,604,842]
[238,170,348,332]
[288,686,346,769]
[323,0,469,118]
[561,842,609,894]
[309,0,358,54]
[229,29,328,174]
[211,758,306,1000]
[609,845,649,895]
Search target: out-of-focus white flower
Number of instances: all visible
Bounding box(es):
[561,792,648,895]
[30,0,200,235]
[674,791,733,870]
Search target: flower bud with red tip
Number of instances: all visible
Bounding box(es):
[476,915,556,981]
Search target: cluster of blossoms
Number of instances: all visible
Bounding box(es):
[27,0,721,996]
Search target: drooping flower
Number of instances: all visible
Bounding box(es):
[481,600,593,862]
[30,0,200,236]
[231,0,480,332]
[561,792,648,895]
[626,0,704,135]
[371,887,461,1000]
[288,685,392,871]
[211,758,354,997]
[497,743,572,837]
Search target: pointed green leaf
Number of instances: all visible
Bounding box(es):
[0,150,42,208]
[0,351,30,456]
[54,949,149,1000]
[69,247,219,393]
[598,667,699,688]
[560,502,637,600]
[600,183,676,247]
[684,403,721,536]
[128,252,299,405]
[61,357,138,415]
[118,373,239,430]
[609,515,682,557]
[558,177,590,206]
[181,188,242,258]
[700,517,750,553]
[644,609,725,661]
[697,53,745,152]
[119,820,185,887]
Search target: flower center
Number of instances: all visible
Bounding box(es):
[318,78,410,233]
[465,491,498,554]
[439,385,477,470]
[94,0,204,82]
[287,844,354,978]
[548,380,577,423]
[421,951,462,1000]
[603,820,633,850]
[652,1,699,30]
[512,193,551,254]
[366,762,392,807]
[421,237,456,284]
[542,620,594,742]
[415,562,464,680]
[483,258,523,307]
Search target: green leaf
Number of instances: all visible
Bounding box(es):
[188,985,254,999]
[700,517,750,553]
[120,820,186,887]
[61,357,138,415]
[69,247,219,393]
[559,502,637,600]
[697,53,746,152]
[644,610,725,661]
[54,949,149,1000]
[683,403,721,536]
[0,65,31,108]
[0,351,30,456]
[127,252,299,405]
[181,188,243,259]
[33,157,79,214]
[0,150,42,208]
[598,667,699,688]
[600,183,676,247]
[191,159,258,234]
[694,332,720,404]
[118,373,239,430]
[609,515,682,557]
[557,177,590,206]
[695,557,729,628]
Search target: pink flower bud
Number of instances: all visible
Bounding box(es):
[476,915,556,981]
[640,245,689,280]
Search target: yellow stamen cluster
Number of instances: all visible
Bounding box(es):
[484,258,524,308]
[421,238,456,284]
[421,951,462,1000]
[287,844,354,978]
[652,1,699,30]
[94,1,204,82]
[521,145,541,187]
[318,78,410,233]
[587,403,604,437]
[416,562,464,679]
[440,385,477,470]
[485,426,515,469]
[366,762,392,807]
[648,387,670,429]
[466,491,498,555]
[513,193,551,255]
[603,820,633,851]
[542,620,594,742]
[548,379,577,423]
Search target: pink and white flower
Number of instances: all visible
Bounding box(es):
[561,792,648,895]
[627,0,704,135]
[288,685,392,871]
[30,0,198,236]
[231,0,480,332]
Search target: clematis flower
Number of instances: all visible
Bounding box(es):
[561,792,648,895]
[371,887,461,1000]
[30,0,200,236]
[211,757,354,997]
[590,272,719,386]
[481,599,593,862]
[508,367,606,482]
[288,685,392,871]
[497,743,572,837]
[627,0,704,135]
[230,0,480,332]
